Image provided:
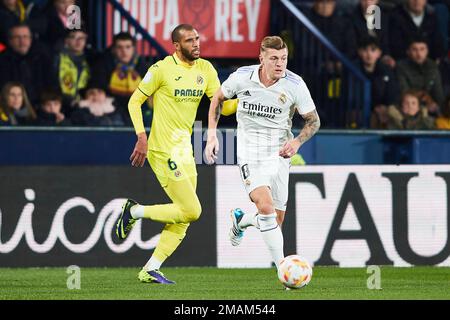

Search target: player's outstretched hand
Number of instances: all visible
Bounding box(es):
[130,133,148,167]
[279,139,301,159]
[205,135,219,165]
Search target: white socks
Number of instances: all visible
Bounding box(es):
[130,205,144,219]
[144,256,162,271]
[258,213,284,268]
[238,212,260,229]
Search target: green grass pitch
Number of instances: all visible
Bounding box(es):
[0,267,449,300]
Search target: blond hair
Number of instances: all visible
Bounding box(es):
[260,36,287,52]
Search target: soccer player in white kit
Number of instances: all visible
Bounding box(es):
[205,36,320,269]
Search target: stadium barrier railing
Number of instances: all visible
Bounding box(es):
[88,0,168,60]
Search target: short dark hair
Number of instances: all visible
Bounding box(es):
[65,29,87,40]
[357,36,381,50]
[113,32,136,47]
[64,21,87,39]
[171,24,195,43]
[8,23,31,38]
[407,35,428,48]
[40,88,62,104]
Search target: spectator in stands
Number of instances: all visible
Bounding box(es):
[35,0,77,52]
[302,0,357,127]
[0,23,54,105]
[387,90,435,129]
[0,0,48,44]
[356,36,400,129]
[436,95,450,129]
[70,86,124,126]
[396,37,445,116]
[348,0,396,68]
[0,0,27,45]
[54,27,91,110]
[389,0,445,62]
[307,0,357,58]
[35,88,71,126]
[0,81,37,125]
[90,32,150,126]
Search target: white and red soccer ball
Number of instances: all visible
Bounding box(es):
[277,255,313,289]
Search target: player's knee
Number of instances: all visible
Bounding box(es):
[180,199,202,223]
[255,200,275,215]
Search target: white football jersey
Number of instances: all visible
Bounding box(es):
[221,64,316,164]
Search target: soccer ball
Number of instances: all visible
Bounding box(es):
[277,255,313,289]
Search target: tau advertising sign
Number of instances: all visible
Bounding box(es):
[216,165,450,268]
[107,0,271,58]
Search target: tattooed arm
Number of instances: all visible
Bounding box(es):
[279,109,321,158]
[296,109,321,146]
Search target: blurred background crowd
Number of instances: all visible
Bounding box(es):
[0,0,449,130]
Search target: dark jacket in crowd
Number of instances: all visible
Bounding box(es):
[30,3,68,53]
[35,109,72,126]
[388,4,445,60]
[348,5,391,55]
[71,108,124,126]
[0,2,43,45]
[0,44,55,104]
[0,2,22,45]
[396,58,445,107]
[306,8,357,59]
[359,60,400,108]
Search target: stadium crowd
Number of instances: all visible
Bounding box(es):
[0,0,449,130]
[300,0,450,129]
[0,0,152,127]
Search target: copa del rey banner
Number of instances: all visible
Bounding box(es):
[108,0,271,58]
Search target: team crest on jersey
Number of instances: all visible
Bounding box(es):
[174,170,182,177]
[197,75,204,85]
[278,93,287,104]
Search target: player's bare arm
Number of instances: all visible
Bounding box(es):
[205,89,227,164]
[128,88,150,167]
[130,132,148,167]
[279,109,320,158]
[297,109,321,145]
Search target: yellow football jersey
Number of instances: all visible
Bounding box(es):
[137,53,220,157]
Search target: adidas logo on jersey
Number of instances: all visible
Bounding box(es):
[242,90,251,96]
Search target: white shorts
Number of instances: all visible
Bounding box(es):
[238,157,290,211]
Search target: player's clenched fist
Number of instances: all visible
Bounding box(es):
[205,135,219,164]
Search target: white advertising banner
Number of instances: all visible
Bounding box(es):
[216,165,450,268]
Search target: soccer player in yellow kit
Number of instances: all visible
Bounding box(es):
[115,24,236,284]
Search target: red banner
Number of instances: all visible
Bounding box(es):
[107,0,271,58]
